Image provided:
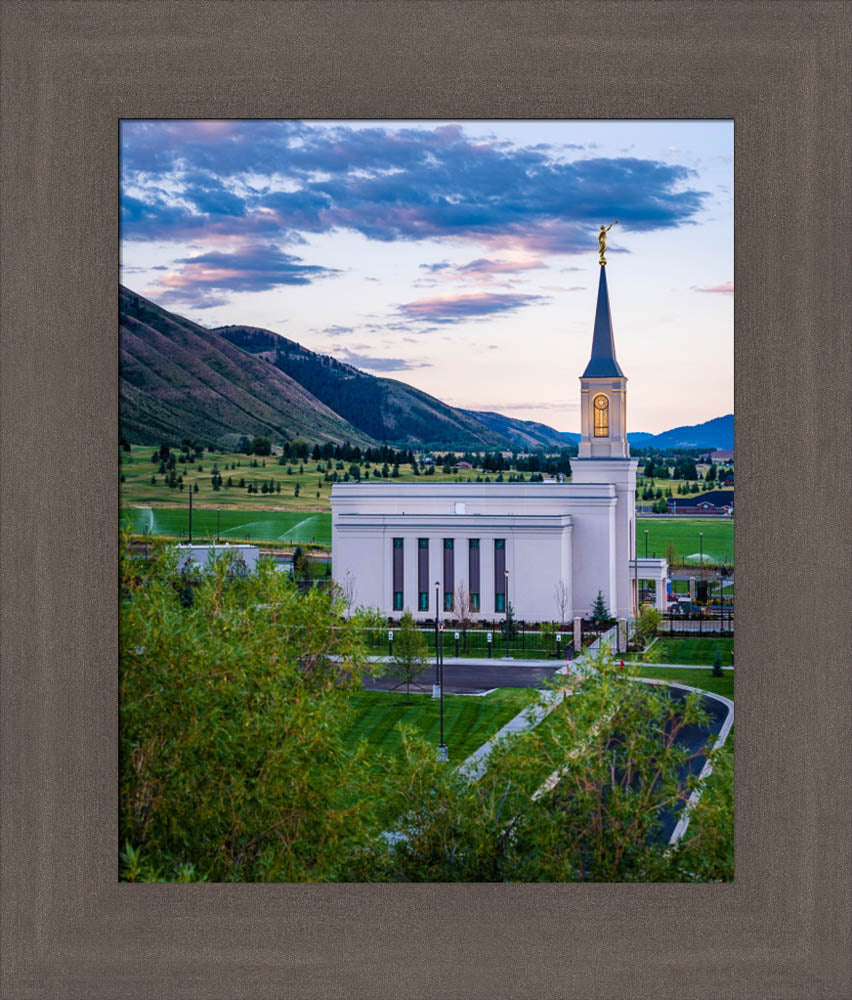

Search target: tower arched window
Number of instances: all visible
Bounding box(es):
[593,394,609,437]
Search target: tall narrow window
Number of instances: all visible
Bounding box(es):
[443,538,454,612]
[392,537,404,611]
[494,538,506,612]
[418,538,429,612]
[468,538,480,614]
[593,394,609,437]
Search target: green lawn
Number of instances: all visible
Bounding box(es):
[120,446,733,566]
[341,688,534,763]
[636,518,733,565]
[633,666,734,701]
[121,507,331,545]
[648,637,734,667]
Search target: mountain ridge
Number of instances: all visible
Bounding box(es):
[120,287,733,453]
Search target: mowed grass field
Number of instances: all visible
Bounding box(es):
[120,507,331,545]
[650,637,734,667]
[341,688,534,762]
[637,518,733,564]
[120,446,733,560]
[633,666,734,701]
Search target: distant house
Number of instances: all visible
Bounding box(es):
[667,489,734,515]
[453,461,473,470]
[710,449,734,463]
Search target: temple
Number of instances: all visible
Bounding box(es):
[331,258,668,623]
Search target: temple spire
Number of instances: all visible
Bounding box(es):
[581,264,624,378]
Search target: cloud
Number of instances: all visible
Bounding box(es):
[398,291,547,323]
[318,324,356,337]
[693,280,733,294]
[332,349,430,372]
[121,122,709,257]
[146,243,339,307]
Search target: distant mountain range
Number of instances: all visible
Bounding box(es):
[119,287,733,453]
[630,414,733,451]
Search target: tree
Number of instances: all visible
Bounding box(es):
[712,647,724,678]
[502,601,517,641]
[364,645,726,883]
[386,610,429,702]
[590,590,610,624]
[553,580,571,628]
[453,581,472,646]
[664,541,680,566]
[340,570,356,617]
[119,544,377,882]
[634,604,663,650]
[292,545,309,579]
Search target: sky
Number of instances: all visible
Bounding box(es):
[120,119,733,435]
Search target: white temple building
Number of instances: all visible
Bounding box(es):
[331,259,668,623]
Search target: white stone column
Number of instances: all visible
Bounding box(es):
[573,616,582,655]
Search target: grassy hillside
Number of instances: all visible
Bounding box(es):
[216,325,514,450]
[120,288,373,447]
[462,409,579,450]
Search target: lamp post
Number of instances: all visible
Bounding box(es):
[699,531,704,571]
[188,485,193,543]
[433,581,440,699]
[435,581,448,760]
[216,506,221,543]
[438,622,447,761]
[504,569,510,657]
[644,528,649,558]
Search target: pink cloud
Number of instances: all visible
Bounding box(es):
[694,281,733,294]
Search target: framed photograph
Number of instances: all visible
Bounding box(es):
[1,2,848,997]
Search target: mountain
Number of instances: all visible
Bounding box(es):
[120,286,732,455]
[635,414,734,451]
[119,287,372,447]
[462,410,579,450]
[214,326,513,451]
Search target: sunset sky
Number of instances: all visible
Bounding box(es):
[120,119,733,435]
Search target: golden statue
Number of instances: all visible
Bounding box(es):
[598,221,618,264]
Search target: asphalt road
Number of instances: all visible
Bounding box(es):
[363,658,560,694]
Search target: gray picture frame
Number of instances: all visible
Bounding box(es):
[1,2,849,997]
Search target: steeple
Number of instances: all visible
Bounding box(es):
[576,254,629,460]
[582,265,624,378]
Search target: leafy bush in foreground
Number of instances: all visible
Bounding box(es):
[120,541,377,881]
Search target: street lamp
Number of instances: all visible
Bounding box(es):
[504,569,510,657]
[433,581,440,699]
[435,581,448,760]
[644,528,649,558]
[699,531,704,570]
[438,622,447,761]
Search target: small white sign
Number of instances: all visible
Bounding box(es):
[388,630,393,641]
[454,631,460,640]
[486,632,492,642]
[556,634,562,642]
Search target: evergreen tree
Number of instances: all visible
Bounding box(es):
[590,590,611,624]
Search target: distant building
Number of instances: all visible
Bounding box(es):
[332,259,668,621]
[175,544,260,573]
[453,461,473,470]
[667,490,734,515]
[704,449,734,463]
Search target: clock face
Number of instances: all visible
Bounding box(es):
[594,394,608,410]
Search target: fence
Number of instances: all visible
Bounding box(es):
[657,610,734,635]
[365,619,632,661]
